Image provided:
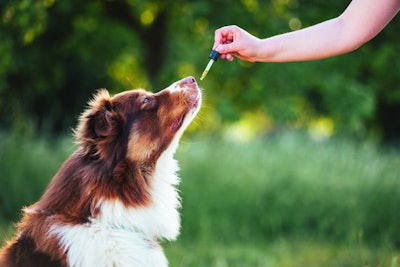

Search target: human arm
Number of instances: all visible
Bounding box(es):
[213,0,400,62]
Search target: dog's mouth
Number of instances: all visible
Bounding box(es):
[167,76,201,133]
[170,92,199,132]
[170,115,185,132]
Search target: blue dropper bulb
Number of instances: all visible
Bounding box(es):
[209,50,221,61]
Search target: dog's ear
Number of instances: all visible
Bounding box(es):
[87,90,115,138]
[75,89,115,142]
[93,108,113,137]
[88,89,113,137]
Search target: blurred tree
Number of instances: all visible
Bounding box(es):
[0,0,399,141]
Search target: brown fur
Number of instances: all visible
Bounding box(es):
[0,78,199,267]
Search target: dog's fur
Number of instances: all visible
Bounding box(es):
[0,76,201,267]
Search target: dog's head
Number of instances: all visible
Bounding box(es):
[75,76,201,166]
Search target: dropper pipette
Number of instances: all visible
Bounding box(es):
[200,50,221,80]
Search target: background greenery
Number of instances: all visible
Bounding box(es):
[1,0,400,139]
[1,0,400,266]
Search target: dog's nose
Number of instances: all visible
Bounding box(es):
[180,76,196,85]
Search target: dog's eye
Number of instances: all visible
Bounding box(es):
[143,97,151,104]
[140,96,156,110]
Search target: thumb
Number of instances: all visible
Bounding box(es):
[216,42,239,54]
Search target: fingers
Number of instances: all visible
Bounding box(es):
[226,54,234,61]
[213,25,237,49]
[213,25,243,61]
[213,30,223,50]
[216,42,238,55]
[220,53,234,61]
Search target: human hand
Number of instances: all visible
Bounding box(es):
[213,25,262,62]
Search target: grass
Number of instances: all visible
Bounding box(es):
[1,130,399,266]
[164,239,400,267]
[176,134,400,245]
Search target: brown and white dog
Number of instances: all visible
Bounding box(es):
[0,76,201,267]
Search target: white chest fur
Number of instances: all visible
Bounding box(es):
[50,151,181,267]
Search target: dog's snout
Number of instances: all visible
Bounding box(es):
[180,76,196,86]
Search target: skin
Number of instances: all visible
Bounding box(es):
[213,0,400,62]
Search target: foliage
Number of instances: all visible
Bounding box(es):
[1,131,400,266]
[0,0,400,140]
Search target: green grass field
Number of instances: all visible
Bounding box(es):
[1,131,399,266]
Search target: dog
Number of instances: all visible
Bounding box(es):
[0,76,201,267]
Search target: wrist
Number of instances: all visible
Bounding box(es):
[255,38,279,62]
